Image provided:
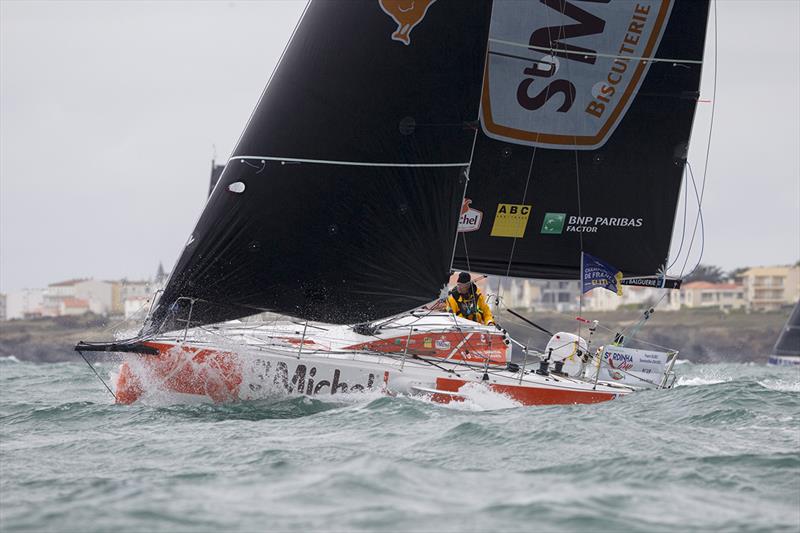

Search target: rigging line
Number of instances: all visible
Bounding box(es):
[230,155,470,168]
[506,309,553,337]
[586,319,675,352]
[450,48,490,273]
[679,162,706,278]
[680,1,717,278]
[77,350,117,401]
[495,91,540,310]
[620,298,662,340]
[667,164,690,270]
[544,0,587,342]
[574,144,585,341]
[445,310,495,365]
[487,38,705,65]
[460,232,472,273]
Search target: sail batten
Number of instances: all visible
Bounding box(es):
[486,37,705,65]
[230,155,472,168]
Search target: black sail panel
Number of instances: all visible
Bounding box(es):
[454,0,710,279]
[149,0,491,331]
[773,302,800,357]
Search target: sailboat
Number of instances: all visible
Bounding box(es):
[77,0,711,406]
[767,301,800,366]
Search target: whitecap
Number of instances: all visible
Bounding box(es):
[675,376,729,387]
[415,382,522,411]
[0,355,20,363]
[757,380,800,393]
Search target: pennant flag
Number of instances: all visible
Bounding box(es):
[582,252,623,296]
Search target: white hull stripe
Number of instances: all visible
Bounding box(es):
[230,155,470,168]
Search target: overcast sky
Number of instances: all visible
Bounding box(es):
[1,0,798,293]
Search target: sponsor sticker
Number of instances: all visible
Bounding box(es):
[435,339,451,350]
[480,1,674,150]
[541,212,566,234]
[458,198,483,233]
[423,337,433,349]
[491,204,532,238]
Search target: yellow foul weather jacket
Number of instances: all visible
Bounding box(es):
[446,285,494,325]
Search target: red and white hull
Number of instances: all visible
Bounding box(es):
[113,314,633,406]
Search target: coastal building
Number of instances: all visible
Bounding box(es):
[120,280,154,309]
[75,280,113,315]
[44,279,84,304]
[59,298,91,316]
[740,265,800,311]
[110,281,124,315]
[124,296,151,319]
[580,285,682,312]
[494,277,542,310]
[44,279,113,316]
[5,288,46,319]
[679,282,746,311]
[531,280,581,312]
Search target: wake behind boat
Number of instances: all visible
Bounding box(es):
[76,0,710,407]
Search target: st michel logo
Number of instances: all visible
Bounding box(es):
[379,0,437,46]
[481,0,674,150]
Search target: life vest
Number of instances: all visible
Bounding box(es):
[449,284,485,322]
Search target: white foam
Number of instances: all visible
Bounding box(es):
[757,379,800,393]
[415,382,522,411]
[0,355,20,363]
[675,376,729,387]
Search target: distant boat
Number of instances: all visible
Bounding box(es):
[767,301,800,366]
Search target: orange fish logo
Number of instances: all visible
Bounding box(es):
[379,0,437,46]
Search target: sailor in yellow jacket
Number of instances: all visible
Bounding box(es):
[446,272,495,325]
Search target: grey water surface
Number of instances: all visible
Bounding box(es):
[1,358,798,532]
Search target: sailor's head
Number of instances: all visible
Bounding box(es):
[456,272,472,294]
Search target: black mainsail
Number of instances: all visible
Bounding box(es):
[147,1,493,331]
[453,0,710,280]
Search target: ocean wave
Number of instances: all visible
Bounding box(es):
[675,375,730,387]
[411,382,522,411]
[0,355,21,363]
[757,379,800,393]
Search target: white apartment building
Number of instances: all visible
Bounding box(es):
[44,279,113,316]
[740,265,800,311]
[5,288,46,319]
[679,282,746,311]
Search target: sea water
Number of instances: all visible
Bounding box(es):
[1,357,798,532]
